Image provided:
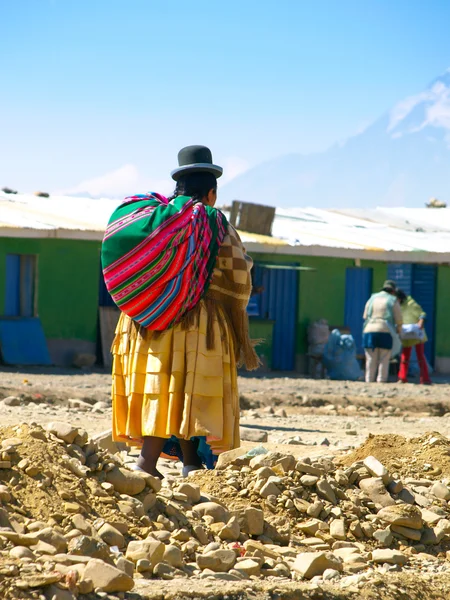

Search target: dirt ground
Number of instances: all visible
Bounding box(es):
[1,367,450,450]
[131,572,450,600]
[2,367,450,599]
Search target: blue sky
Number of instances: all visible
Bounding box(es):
[2,0,450,197]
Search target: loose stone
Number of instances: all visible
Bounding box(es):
[292,551,343,579]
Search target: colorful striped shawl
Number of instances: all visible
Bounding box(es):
[101,193,228,330]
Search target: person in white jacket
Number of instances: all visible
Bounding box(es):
[363,280,403,383]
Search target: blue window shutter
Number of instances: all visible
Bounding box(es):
[5,255,36,318]
[387,263,413,295]
[5,255,21,317]
[388,262,436,366]
[412,265,436,365]
[345,268,373,355]
[258,265,298,370]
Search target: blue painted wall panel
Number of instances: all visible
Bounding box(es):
[0,318,51,365]
[387,263,413,295]
[387,262,436,365]
[256,265,298,370]
[345,268,373,354]
[412,265,436,364]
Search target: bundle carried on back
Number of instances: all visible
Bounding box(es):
[101,192,260,370]
[101,192,227,330]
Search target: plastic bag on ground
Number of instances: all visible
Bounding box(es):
[322,329,363,381]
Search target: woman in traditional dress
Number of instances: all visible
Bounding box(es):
[396,289,432,385]
[101,146,259,477]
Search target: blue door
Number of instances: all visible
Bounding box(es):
[344,268,373,355]
[387,263,436,364]
[5,254,36,317]
[251,265,299,370]
[2,254,50,365]
[5,255,21,316]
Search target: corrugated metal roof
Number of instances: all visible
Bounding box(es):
[333,208,450,233]
[1,191,450,257]
[271,207,450,253]
[0,192,115,232]
[236,232,289,246]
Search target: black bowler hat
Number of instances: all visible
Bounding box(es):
[171,145,223,181]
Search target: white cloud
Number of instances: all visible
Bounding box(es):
[427,88,450,130]
[355,119,373,136]
[387,92,429,132]
[220,156,250,185]
[57,164,139,196]
[55,164,173,198]
[55,157,250,199]
[338,118,376,147]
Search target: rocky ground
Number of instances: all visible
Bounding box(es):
[1,367,450,599]
[2,367,450,451]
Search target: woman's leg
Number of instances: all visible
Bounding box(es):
[365,349,377,382]
[398,346,412,382]
[373,348,382,382]
[137,436,166,477]
[416,343,431,384]
[377,349,392,383]
[179,439,203,468]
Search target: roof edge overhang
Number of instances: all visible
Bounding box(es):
[1,228,449,264]
[0,227,103,241]
[242,241,450,264]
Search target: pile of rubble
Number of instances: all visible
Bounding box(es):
[192,435,450,573]
[1,424,450,599]
[341,431,450,478]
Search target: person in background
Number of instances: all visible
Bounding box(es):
[362,280,403,383]
[396,289,432,385]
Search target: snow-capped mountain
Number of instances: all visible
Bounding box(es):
[221,71,450,208]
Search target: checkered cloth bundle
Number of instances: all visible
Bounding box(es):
[206,226,260,370]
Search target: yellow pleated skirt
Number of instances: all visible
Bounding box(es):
[111,301,240,457]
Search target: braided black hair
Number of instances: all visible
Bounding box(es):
[168,172,217,202]
[396,289,407,304]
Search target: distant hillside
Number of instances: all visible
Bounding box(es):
[221,71,450,208]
